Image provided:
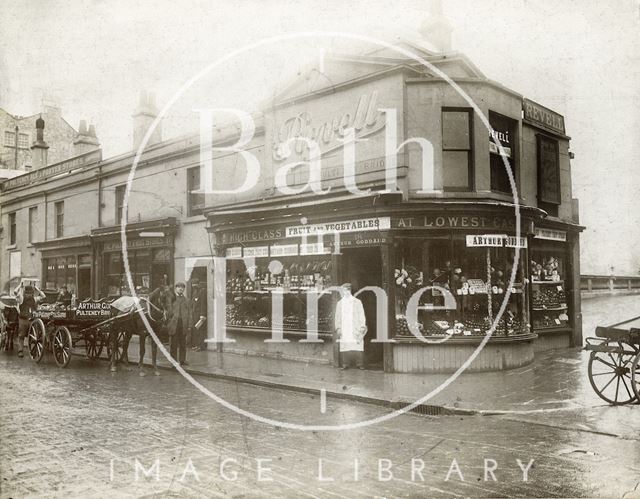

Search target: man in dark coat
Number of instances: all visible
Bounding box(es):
[167,282,190,366]
[14,282,46,358]
[189,279,207,352]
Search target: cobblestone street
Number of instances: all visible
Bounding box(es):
[2,293,640,499]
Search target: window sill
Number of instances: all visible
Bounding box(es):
[6,244,17,250]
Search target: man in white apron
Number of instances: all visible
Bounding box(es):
[335,283,367,370]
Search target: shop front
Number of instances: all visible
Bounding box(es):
[207,197,557,372]
[92,217,177,298]
[35,235,94,299]
[529,224,582,350]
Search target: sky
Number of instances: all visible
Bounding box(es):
[1,0,639,275]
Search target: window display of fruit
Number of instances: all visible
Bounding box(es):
[532,288,562,308]
[395,315,424,336]
[225,304,242,326]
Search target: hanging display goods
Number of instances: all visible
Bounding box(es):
[393,233,529,340]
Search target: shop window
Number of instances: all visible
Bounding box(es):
[489,112,518,194]
[8,212,16,245]
[394,235,528,338]
[115,185,126,223]
[187,166,205,216]
[537,135,561,212]
[18,133,29,148]
[225,253,334,333]
[442,108,473,191]
[55,201,64,238]
[104,248,155,297]
[105,252,123,296]
[530,248,569,331]
[4,131,15,147]
[43,256,77,293]
[28,206,37,243]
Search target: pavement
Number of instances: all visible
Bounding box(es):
[2,343,640,498]
[2,293,639,497]
[103,294,640,426]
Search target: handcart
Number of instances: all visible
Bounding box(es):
[584,315,640,405]
[27,299,118,368]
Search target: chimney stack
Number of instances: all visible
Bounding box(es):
[419,0,453,53]
[73,119,100,155]
[31,116,49,170]
[132,90,162,151]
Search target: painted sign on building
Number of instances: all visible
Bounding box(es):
[523,98,565,135]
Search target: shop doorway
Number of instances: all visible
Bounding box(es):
[151,263,170,289]
[77,268,91,300]
[342,247,383,369]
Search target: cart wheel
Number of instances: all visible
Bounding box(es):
[588,342,638,405]
[53,326,73,368]
[106,330,126,362]
[85,331,104,360]
[27,319,46,363]
[631,352,640,404]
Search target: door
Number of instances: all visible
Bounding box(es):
[77,268,91,299]
[342,247,383,369]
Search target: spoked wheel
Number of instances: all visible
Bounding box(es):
[106,330,126,363]
[27,319,46,363]
[53,326,73,368]
[84,330,104,360]
[588,341,638,405]
[631,352,640,404]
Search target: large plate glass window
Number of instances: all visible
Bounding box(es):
[394,234,529,338]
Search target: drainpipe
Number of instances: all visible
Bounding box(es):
[14,125,18,169]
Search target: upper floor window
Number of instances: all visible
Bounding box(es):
[4,131,15,147]
[55,201,64,238]
[28,206,38,243]
[187,166,205,216]
[442,108,473,191]
[537,135,561,216]
[489,111,518,194]
[8,212,16,245]
[115,185,126,223]
[17,133,29,148]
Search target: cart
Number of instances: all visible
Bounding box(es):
[27,299,122,368]
[584,315,640,405]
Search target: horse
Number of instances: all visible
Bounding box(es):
[109,288,171,375]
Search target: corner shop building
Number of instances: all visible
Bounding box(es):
[204,45,584,373]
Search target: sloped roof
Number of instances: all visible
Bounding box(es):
[268,36,487,105]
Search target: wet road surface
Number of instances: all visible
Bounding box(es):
[1,294,639,498]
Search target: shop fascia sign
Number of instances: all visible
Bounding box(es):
[272,91,384,161]
[103,236,170,251]
[534,227,566,242]
[285,216,390,237]
[393,214,515,230]
[224,217,391,255]
[2,149,102,191]
[523,98,565,135]
[466,234,527,248]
